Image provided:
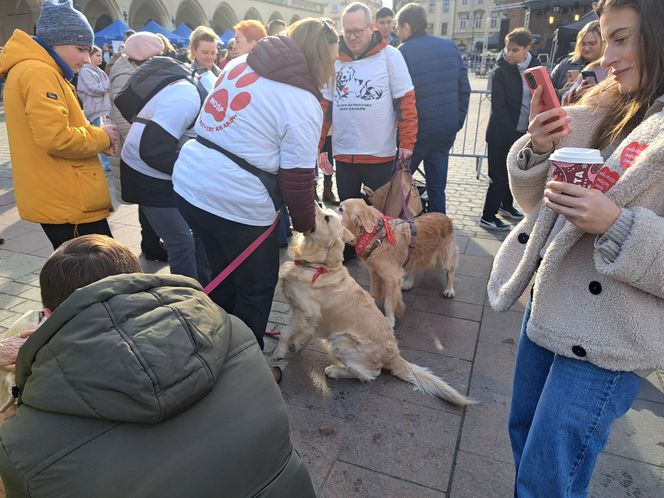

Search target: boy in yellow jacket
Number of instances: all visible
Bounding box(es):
[0,0,118,249]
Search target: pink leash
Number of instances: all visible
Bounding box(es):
[204,213,281,295]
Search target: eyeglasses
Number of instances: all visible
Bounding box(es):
[344,25,369,39]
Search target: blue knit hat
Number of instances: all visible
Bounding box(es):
[36,0,94,50]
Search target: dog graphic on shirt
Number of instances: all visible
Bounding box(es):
[336,66,383,101]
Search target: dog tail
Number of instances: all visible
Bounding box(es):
[387,355,475,406]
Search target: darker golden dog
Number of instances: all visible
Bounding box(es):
[340,199,458,327]
[273,204,471,406]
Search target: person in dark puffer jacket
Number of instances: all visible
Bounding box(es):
[0,235,315,497]
[173,19,340,351]
[396,3,470,214]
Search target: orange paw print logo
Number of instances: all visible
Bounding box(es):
[205,63,259,123]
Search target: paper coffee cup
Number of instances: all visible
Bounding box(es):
[549,147,603,188]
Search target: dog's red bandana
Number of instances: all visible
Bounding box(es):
[294,260,328,284]
[355,216,396,258]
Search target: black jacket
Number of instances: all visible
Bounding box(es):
[485,53,539,147]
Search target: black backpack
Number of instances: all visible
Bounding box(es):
[114,56,208,124]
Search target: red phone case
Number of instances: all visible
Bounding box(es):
[524,66,561,113]
[524,66,563,131]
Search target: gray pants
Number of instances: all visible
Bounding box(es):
[140,206,198,280]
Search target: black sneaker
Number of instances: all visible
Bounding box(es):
[499,206,524,221]
[142,241,169,262]
[480,216,511,231]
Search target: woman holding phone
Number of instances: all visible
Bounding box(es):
[488,0,664,494]
[550,20,603,94]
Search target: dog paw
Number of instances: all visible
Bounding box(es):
[442,288,455,298]
[324,365,341,378]
[401,281,414,291]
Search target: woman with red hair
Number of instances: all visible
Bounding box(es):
[233,20,267,56]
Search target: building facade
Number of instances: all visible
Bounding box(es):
[1,0,327,45]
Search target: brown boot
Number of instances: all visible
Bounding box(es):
[322,179,338,205]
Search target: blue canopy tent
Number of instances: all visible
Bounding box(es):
[218,29,235,45]
[94,19,130,46]
[173,23,193,40]
[140,20,188,46]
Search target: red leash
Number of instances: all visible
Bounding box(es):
[204,213,281,295]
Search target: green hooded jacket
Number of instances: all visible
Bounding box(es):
[0,274,314,497]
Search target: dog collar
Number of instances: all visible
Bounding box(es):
[355,216,396,258]
[294,260,329,284]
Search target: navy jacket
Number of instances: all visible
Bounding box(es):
[485,53,539,147]
[399,34,470,152]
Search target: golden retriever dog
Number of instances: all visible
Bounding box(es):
[273,204,471,406]
[0,310,44,422]
[339,199,458,327]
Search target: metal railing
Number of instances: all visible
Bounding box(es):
[450,89,491,180]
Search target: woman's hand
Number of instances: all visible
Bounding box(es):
[528,86,572,154]
[544,181,621,234]
[0,325,37,372]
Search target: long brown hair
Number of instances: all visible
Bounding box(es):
[589,0,664,149]
[287,18,339,88]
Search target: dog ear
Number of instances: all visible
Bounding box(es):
[342,227,356,244]
[355,206,377,234]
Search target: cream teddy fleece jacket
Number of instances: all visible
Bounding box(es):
[488,98,664,372]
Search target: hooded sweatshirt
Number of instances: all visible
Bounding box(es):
[0,30,112,225]
[0,273,315,497]
[173,35,319,232]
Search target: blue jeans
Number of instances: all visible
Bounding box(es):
[410,147,451,214]
[140,205,198,280]
[509,297,640,497]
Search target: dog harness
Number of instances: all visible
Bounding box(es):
[355,216,418,267]
[294,260,329,284]
[355,216,396,259]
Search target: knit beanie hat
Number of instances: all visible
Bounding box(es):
[124,32,165,62]
[36,0,94,50]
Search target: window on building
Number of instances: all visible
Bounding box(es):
[427,23,434,34]
[459,16,467,30]
[491,15,498,28]
[478,0,483,4]
[428,0,435,14]
[462,0,468,5]
[443,0,450,12]
[441,23,448,36]
[474,14,482,29]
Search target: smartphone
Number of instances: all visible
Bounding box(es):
[524,66,561,113]
[581,70,598,85]
[524,66,564,132]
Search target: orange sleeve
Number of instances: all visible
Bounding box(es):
[396,89,418,151]
[318,98,333,151]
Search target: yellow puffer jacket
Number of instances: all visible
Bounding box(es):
[0,30,112,224]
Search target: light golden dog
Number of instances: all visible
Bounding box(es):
[273,204,471,406]
[0,310,43,422]
[339,199,458,327]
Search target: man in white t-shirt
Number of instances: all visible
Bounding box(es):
[321,2,418,224]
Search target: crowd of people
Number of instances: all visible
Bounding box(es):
[0,0,662,495]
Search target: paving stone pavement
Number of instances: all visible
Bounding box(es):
[1,76,664,497]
